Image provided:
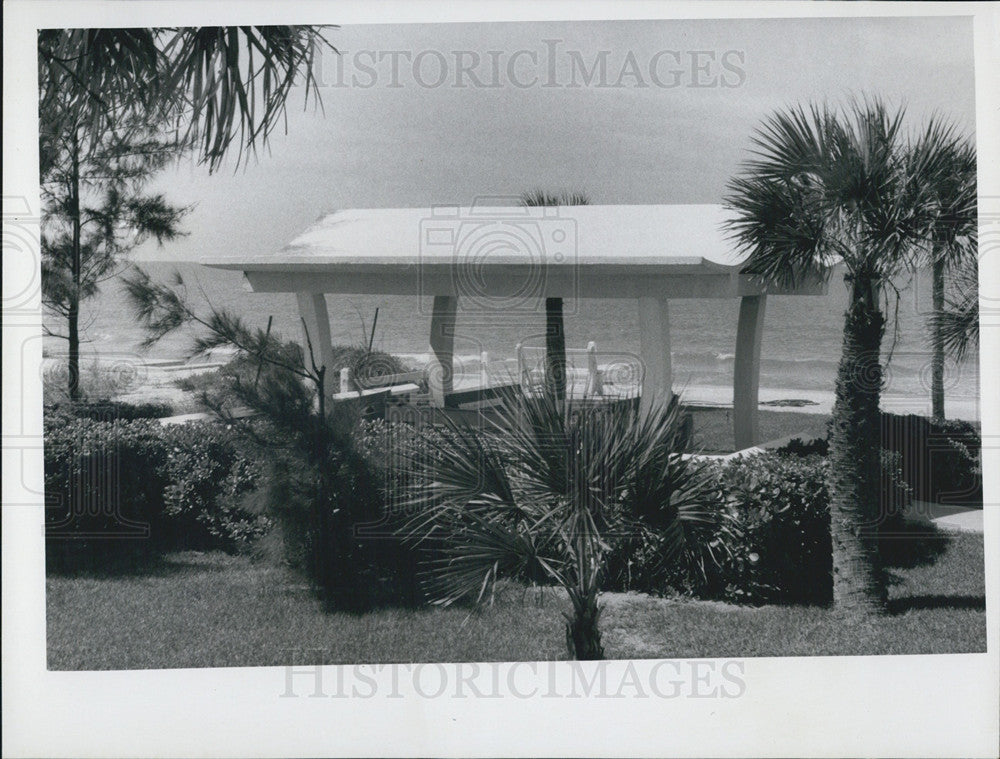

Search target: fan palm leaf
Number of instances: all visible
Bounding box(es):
[397,388,723,659]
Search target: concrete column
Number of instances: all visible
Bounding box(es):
[296,292,337,402]
[428,295,457,406]
[734,294,767,450]
[638,296,672,415]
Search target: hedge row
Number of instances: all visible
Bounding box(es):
[776,412,981,506]
[356,418,927,607]
[44,416,266,570]
[46,400,174,423]
[604,450,920,606]
[880,413,981,506]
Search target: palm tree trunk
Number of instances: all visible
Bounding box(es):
[545,297,567,402]
[565,592,604,660]
[829,273,887,614]
[930,254,946,420]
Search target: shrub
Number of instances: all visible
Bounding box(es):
[777,413,982,507]
[157,422,268,549]
[44,417,265,570]
[389,391,718,660]
[46,400,174,422]
[355,417,444,509]
[880,413,981,506]
[606,449,917,606]
[603,454,830,604]
[712,454,833,604]
[330,345,411,389]
[776,436,829,457]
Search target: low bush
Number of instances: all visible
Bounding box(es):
[44,417,266,570]
[179,344,413,402]
[46,400,174,422]
[775,413,982,507]
[606,449,919,606]
[330,345,412,389]
[880,413,981,506]
[711,454,833,604]
[603,454,830,604]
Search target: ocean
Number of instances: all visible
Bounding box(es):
[45,260,980,418]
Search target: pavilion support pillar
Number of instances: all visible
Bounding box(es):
[428,295,457,406]
[733,294,767,450]
[638,296,672,416]
[296,292,337,404]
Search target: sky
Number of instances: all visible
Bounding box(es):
[137,15,977,262]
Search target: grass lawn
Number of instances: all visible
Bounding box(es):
[687,407,830,453]
[46,531,985,670]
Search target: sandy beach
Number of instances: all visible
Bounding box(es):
[42,352,980,422]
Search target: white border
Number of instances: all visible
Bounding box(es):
[4,2,998,757]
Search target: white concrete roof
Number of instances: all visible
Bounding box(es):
[205,204,742,269]
[203,204,827,298]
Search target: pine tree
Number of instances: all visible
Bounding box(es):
[41,120,187,400]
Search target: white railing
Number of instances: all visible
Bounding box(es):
[514,341,638,399]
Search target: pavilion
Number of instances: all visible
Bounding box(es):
[204,203,828,449]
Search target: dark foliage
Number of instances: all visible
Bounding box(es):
[44,417,265,571]
[330,345,411,389]
[776,413,982,507]
[776,435,830,457]
[713,454,833,605]
[46,400,174,423]
[257,418,422,611]
[605,454,831,604]
[880,413,982,506]
[123,267,420,610]
[38,27,335,173]
[606,450,928,606]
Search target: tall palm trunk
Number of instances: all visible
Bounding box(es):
[828,272,887,614]
[545,297,567,402]
[930,254,946,420]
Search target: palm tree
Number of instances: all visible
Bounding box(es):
[725,99,938,614]
[38,27,335,173]
[519,190,590,402]
[908,123,977,419]
[398,390,723,660]
[932,251,979,364]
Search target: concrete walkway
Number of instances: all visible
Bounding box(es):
[903,500,985,533]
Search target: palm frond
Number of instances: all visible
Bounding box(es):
[932,254,980,361]
[39,26,336,171]
[725,96,962,288]
[397,388,720,619]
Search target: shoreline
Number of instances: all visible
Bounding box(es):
[42,354,980,422]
